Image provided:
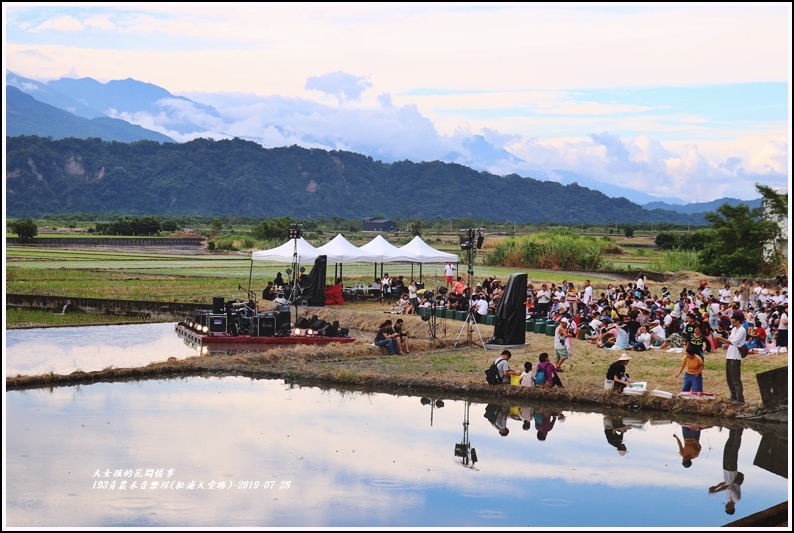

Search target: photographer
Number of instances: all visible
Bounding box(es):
[393,318,411,355]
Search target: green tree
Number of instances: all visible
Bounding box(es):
[623,226,634,238]
[697,202,779,276]
[755,183,788,270]
[410,221,423,237]
[9,218,38,242]
[211,218,223,237]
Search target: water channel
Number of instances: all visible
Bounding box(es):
[4,324,790,528]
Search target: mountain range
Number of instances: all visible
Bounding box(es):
[5,70,762,218]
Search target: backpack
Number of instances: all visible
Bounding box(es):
[534,364,547,386]
[485,362,501,385]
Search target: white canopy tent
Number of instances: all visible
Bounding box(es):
[316,234,379,263]
[317,234,380,285]
[398,236,458,263]
[251,237,321,263]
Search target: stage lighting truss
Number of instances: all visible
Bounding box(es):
[288,223,303,240]
[459,228,485,250]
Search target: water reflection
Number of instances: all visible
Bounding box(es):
[5,377,789,528]
[5,323,199,376]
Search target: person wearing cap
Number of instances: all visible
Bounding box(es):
[554,319,570,372]
[605,353,632,392]
[714,312,747,404]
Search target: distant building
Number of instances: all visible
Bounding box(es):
[362,218,396,232]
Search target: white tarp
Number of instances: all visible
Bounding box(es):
[251,237,321,262]
[316,234,379,263]
[398,235,458,263]
[359,234,414,263]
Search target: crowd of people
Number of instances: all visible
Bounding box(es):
[523,274,788,404]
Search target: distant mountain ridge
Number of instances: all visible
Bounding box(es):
[643,198,763,213]
[7,135,718,224]
[5,86,174,143]
[5,70,763,213]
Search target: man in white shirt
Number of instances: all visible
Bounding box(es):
[719,284,733,305]
[535,283,551,316]
[582,280,593,307]
[649,319,667,344]
[636,275,645,292]
[476,294,489,317]
[444,262,456,291]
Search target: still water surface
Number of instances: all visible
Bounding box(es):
[4,324,790,528]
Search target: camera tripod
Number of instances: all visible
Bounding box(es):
[453,309,486,350]
[424,307,445,346]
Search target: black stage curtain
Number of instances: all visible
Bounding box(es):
[490,272,527,345]
[302,255,328,306]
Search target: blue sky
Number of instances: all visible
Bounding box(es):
[3,2,791,202]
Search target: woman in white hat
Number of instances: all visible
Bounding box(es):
[605,353,632,392]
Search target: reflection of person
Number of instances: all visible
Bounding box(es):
[494,349,521,384]
[674,425,702,468]
[675,347,704,392]
[534,410,561,441]
[484,403,510,436]
[603,416,630,455]
[606,353,632,392]
[374,319,400,355]
[709,428,744,515]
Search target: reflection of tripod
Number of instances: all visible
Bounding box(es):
[453,308,486,350]
[453,401,477,469]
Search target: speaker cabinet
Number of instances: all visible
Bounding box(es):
[253,314,277,337]
[212,297,225,314]
[208,314,227,333]
[276,306,292,330]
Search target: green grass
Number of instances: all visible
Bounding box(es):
[6,307,169,328]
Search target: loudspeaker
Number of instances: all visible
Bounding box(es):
[296,317,311,328]
[310,319,327,330]
[253,314,276,336]
[325,320,339,337]
[275,308,292,330]
[208,314,227,333]
[212,296,225,314]
[491,273,527,345]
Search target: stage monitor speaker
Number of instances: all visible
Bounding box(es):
[296,317,311,328]
[492,273,527,345]
[276,308,292,330]
[325,320,339,337]
[310,319,327,330]
[253,314,277,337]
[212,296,225,314]
[208,314,227,333]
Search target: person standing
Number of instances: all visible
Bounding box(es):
[774,305,788,353]
[381,273,392,304]
[582,280,593,308]
[714,312,747,404]
[554,318,570,372]
[565,283,579,317]
[719,284,733,306]
[535,283,551,317]
[675,346,704,393]
[444,262,456,291]
[739,279,750,311]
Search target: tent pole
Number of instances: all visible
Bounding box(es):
[247,257,254,294]
[411,262,414,282]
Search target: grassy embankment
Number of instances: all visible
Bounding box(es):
[6,245,786,419]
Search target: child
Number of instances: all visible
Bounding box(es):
[520,361,535,387]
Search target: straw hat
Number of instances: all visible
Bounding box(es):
[618,353,632,361]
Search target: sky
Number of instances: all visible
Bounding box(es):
[2,2,792,203]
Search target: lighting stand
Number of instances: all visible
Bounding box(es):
[287,224,303,327]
